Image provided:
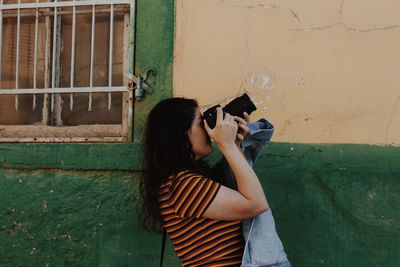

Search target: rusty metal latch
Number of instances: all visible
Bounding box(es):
[125,69,156,101]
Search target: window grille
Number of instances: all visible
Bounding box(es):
[0,0,135,142]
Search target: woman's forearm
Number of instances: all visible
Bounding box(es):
[219,144,269,210]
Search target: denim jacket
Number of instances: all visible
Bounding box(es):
[212,119,290,267]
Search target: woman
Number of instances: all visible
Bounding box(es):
[140,97,269,266]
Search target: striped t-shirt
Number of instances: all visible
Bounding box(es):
[159,170,244,267]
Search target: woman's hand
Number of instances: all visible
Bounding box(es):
[234,112,250,149]
[203,107,238,150]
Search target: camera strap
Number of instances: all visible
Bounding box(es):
[160,230,166,267]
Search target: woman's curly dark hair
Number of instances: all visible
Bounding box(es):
[140,97,212,232]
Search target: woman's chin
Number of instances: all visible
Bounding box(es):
[201,148,214,159]
[206,146,214,156]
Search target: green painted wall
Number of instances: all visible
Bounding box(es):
[1,0,399,266]
[134,0,175,141]
[1,143,399,266]
[0,0,177,266]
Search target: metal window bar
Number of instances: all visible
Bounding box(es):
[15,0,21,111]
[0,0,3,88]
[1,0,135,10]
[32,0,39,111]
[1,6,130,18]
[70,1,76,111]
[0,0,135,106]
[88,3,95,111]
[108,3,114,110]
[51,0,58,113]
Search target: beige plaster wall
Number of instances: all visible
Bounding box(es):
[173,0,400,145]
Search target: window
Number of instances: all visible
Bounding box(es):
[0,0,136,142]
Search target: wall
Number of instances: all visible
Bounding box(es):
[1,0,400,266]
[174,0,400,145]
[0,0,176,266]
[172,0,400,266]
[1,144,399,266]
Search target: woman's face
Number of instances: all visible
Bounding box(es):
[188,108,213,160]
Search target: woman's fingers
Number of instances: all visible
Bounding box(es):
[216,109,250,126]
[234,116,247,125]
[216,107,223,124]
[224,112,230,121]
[224,112,237,127]
[238,123,249,137]
[243,112,251,123]
[203,118,212,133]
[238,123,249,132]
[229,114,235,124]
[236,133,244,141]
[230,115,238,130]
[210,109,239,147]
[234,115,249,139]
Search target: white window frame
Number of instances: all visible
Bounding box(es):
[0,0,136,143]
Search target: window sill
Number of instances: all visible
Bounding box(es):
[0,142,142,171]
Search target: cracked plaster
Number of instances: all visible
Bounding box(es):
[174,0,400,144]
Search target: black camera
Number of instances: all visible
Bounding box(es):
[202,93,257,128]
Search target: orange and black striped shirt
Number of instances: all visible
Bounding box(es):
[159,170,244,267]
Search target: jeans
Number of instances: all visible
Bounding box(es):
[242,261,292,267]
[212,119,291,267]
[241,209,289,267]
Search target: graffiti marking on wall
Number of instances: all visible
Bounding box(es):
[248,73,275,90]
[299,76,305,85]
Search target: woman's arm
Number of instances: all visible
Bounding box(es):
[202,108,269,221]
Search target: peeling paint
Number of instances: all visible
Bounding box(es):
[299,76,305,85]
[260,74,275,90]
[368,191,377,200]
[248,73,275,90]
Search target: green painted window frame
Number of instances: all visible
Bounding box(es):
[0,0,175,171]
